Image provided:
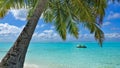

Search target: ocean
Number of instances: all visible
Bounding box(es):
[0,42,120,68]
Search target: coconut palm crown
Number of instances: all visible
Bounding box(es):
[0,0,107,46]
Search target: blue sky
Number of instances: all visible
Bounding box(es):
[0,1,120,42]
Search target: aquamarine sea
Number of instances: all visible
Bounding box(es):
[0,42,120,68]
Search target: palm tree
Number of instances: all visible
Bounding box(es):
[0,0,107,68]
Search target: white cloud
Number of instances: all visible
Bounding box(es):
[0,23,23,35]
[0,23,23,41]
[107,12,120,20]
[80,33,120,39]
[40,24,45,28]
[108,0,112,5]
[43,30,53,33]
[111,27,120,30]
[0,23,59,42]
[105,33,120,38]
[108,0,120,6]
[82,34,93,38]
[32,32,120,42]
[103,22,111,26]
[0,23,119,42]
[10,8,28,21]
[73,33,120,41]
[32,29,60,41]
[50,26,55,29]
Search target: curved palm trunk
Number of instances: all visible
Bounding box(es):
[0,0,47,68]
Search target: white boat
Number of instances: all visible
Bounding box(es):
[76,44,87,48]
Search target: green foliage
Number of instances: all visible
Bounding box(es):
[0,0,111,46]
[84,22,104,47]
[43,0,107,46]
[0,0,25,18]
[0,0,38,18]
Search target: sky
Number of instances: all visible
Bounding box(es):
[0,1,120,42]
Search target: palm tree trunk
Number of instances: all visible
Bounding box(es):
[0,0,47,68]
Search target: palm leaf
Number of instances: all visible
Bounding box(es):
[84,22,104,47]
[0,0,38,18]
[0,0,109,46]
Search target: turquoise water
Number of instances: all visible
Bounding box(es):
[0,42,120,68]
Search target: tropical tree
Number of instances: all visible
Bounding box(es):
[0,0,107,68]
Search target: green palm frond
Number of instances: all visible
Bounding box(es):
[71,0,96,23]
[0,0,109,46]
[94,0,107,24]
[0,0,38,18]
[84,22,104,47]
[43,8,54,23]
[43,0,80,40]
[67,20,79,39]
[43,0,106,45]
[94,26,104,47]
[55,1,67,40]
[27,0,39,19]
[0,0,25,18]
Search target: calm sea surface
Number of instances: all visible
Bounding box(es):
[0,42,120,68]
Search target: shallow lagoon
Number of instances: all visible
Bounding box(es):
[0,42,120,68]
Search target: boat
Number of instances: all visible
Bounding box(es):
[76,44,87,48]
